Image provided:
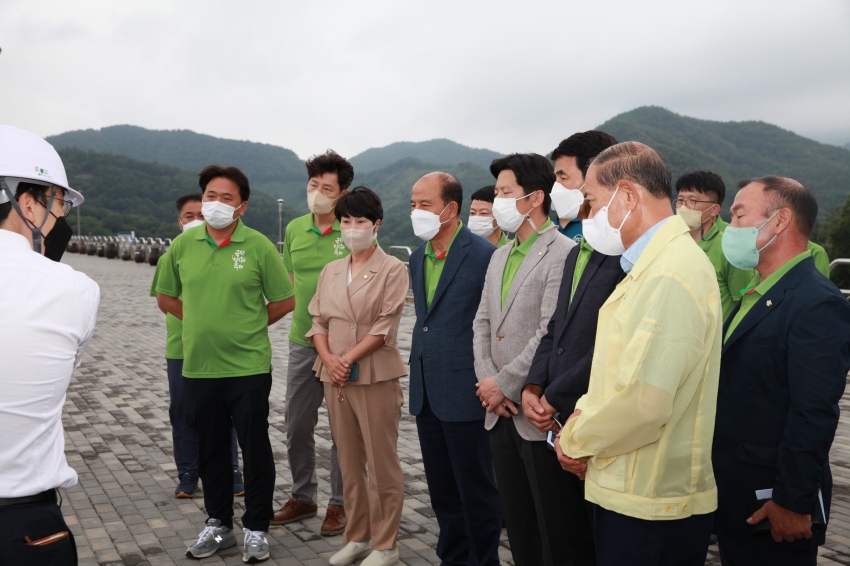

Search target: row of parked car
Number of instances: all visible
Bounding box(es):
[67,234,171,266]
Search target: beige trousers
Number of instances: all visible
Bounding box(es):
[324,379,404,550]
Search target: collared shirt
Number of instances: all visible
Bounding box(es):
[724,251,812,342]
[697,218,755,321]
[570,237,595,306]
[558,218,583,244]
[562,215,722,520]
[424,221,463,309]
[0,229,100,497]
[156,219,295,377]
[808,241,830,277]
[620,217,670,274]
[497,232,509,248]
[150,251,183,359]
[501,219,552,306]
[282,214,349,347]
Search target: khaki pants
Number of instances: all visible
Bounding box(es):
[324,379,404,550]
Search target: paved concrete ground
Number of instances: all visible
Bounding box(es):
[58,253,850,565]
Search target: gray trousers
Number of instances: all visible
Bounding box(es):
[285,340,344,507]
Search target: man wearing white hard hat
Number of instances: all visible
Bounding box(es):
[0,124,99,565]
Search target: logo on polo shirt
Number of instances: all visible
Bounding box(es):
[232,249,246,270]
[333,237,345,257]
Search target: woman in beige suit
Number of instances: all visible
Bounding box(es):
[306,187,409,566]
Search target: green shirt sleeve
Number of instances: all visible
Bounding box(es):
[282,222,294,274]
[150,257,162,297]
[261,240,295,303]
[155,240,182,298]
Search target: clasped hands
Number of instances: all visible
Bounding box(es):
[323,353,351,386]
[475,376,518,418]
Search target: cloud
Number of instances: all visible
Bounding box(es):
[1,0,848,158]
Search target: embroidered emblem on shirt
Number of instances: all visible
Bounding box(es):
[232,249,246,269]
[333,237,346,257]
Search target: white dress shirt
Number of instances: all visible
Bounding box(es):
[0,229,100,497]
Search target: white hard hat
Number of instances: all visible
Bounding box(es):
[0,124,84,206]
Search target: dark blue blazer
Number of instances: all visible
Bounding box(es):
[712,257,850,549]
[526,247,625,415]
[408,226,496,422]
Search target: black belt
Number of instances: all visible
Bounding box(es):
[0,489,56,509]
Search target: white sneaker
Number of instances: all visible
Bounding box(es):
[360,548,399,566]
[329,541,373,566]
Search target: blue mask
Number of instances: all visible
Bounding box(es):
[721,210,779,270]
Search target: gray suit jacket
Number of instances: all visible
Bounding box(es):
[473,224,574,440]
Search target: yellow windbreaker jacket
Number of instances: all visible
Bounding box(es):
[562,215,722,520]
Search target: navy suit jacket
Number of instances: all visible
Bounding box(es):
[408,226,496,422]
[712,257,850,549]
[526,247,625,415]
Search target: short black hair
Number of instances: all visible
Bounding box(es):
[176,193,203,214]
[737,175,818,237]
[592,142,672,200]
[335,186,383,223]
[489,153,555,215]
[676,171,726,206]
[470,185,496,204]
[198,165,250,201]
[305,150,354,192]
[551,131,619,177]
[0,181,52,225]
[437,173,463,210]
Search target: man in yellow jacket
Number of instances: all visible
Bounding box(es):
[556,141,722,566]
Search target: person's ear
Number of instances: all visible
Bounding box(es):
[775,208,793,234]
[619,181,638,210]
[374,219,382,230]
[237,201,248,217]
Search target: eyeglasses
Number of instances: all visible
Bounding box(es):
[36,195,73,217]
[675,197,717,209]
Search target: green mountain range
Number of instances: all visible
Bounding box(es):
[47,107,850,250]
[350,139,502,172]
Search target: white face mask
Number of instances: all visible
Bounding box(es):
[341,225,376,254]
[581,186,631,256]
[468,215,496,238]
[202,200,242,229]
[180,219,204,232]
[411,204,450,241]
[307,191,338,215]
[493,192,534,233]
[550,182,585,221]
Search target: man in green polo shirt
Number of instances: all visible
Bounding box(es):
[675,171,755,321]
[150,192,243,499]
[156,166,295,563]
[271,150,351,535]
[468,185,509,247]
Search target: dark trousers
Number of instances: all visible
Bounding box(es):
[167,359,238,476]
[592,503,714,566]
[416,390,502,566]
[184,373,275,532]
[717,536,817,566]
[0,496,77,565]
[489,418,595,566]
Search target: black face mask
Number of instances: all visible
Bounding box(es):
[43,216,73,262]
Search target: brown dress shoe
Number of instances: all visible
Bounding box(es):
[321,504,347,536]
[271,498,318,525]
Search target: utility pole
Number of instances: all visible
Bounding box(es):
[277,199,284,254]
[77,204,81,235]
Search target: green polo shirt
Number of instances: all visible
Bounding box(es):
[497,232,509,248]
[698,218,756,321]
[424,221,463,310]
[570,237,595,306]
[149,252,183,360]
[282,214,350,347]
[808,241,830,277]
[156,219,295,377]
[501,219,552,307]
[724,250,811,343]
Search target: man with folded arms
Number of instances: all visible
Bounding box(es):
[558,141,722,565]
[712,176,850,565]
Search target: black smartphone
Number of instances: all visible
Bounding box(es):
[348,362,360,381]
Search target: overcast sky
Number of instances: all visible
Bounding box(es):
[1,0,849,159]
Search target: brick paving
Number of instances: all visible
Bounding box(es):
[58,253,850,565]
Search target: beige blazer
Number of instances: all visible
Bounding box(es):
[473,225,575,440]
[306,245,409,385]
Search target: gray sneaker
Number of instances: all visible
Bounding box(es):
[185,518,236,559]
[242,528,270,563]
